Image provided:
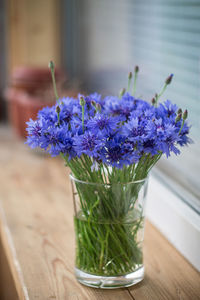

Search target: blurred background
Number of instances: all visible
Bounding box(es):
[0,0,199,211]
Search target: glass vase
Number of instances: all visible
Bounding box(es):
[70,174,148,289]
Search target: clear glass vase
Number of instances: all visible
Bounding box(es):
[70,174,148,289]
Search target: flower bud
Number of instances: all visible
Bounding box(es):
[80,96,85,106]
[135,66,139,73]
[128,72,132,80]
[165,74,173,85]
[151,97,156,105]
[183,109,188,120]
[119,88,126,97]
[175,113,182,123]
[48,61,54,70]
[91,100,96,107]
[96,103,101,112]
[177,108,182,115]
[56,105,60,114]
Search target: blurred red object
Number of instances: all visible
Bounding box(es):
[5,66,66,139]
[5,89,54,138]
[11,67,64,93]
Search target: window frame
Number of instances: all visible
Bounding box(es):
[147,172,200,271]
[62,0,200,271]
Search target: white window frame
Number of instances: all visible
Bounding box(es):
[147,174,200,272]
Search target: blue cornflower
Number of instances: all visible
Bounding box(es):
[122,118,146,143]
[101,136,139,168]
[177,123,192,146]
[73,131,104,158]
[57,127,77,159]
[60,105,80,124]
[157,100,178,121]
[38,106,57,125]
[158,123,181,157]
[26,91,191,166]
[135,99,152,112]
[87,113,122,135]
[104,95,133,120]
[26,118,46,148]
[40,127,63,156]
[141,138,159,155]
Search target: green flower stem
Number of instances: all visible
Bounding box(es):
[127,72,132,92]
[179,120,185,134]
[74,215,143,275]
[155,84,167,106]
[132,72,138,96]
[82,108,84,133]
[132,66,139,96]
[154,74,173,107]
[62,152,163,277]
[79,97,86,133]
[49,61,61,125]
[49,61,59,101]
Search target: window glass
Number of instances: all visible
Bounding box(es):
[66,0,200,211]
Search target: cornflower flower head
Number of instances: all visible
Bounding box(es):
[26,70,192,168]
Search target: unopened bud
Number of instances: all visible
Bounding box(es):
[91,100,96,107]
[96,103,101,112]
[128,72,132,79]
[175,113,182,123]
[165,74,173,85]
[183,109,188,120]
[48,61,54,70]
[177,108,182,115]
[119,88,126,97]
[151,97,156,105]
[56,106,60,114]
[80,96,85,106]
[135,66,139,73]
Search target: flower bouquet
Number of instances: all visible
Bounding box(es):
[26,63,191,288]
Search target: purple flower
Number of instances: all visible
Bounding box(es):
[73,131,104,158]
[157,100,178,121]
[157,123,181,157]
[122,117,146,143]
[177,123,192,146]
[101,136,140,168]
[87,113,121,135]
[58,128,76,159]
[26,118,46,148]
[38,106,57,125]
[26,91,191,167]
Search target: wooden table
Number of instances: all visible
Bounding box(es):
[0,127,200,300]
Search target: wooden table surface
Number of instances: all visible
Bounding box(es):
[0,127,200,300]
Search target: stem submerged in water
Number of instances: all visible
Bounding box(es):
[74,212,144,276]
[68,153,161,276]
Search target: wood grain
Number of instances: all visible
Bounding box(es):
[0,238,19,300]
[0,126,199,300]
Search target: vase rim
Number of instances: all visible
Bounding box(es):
[69,173,148,186]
